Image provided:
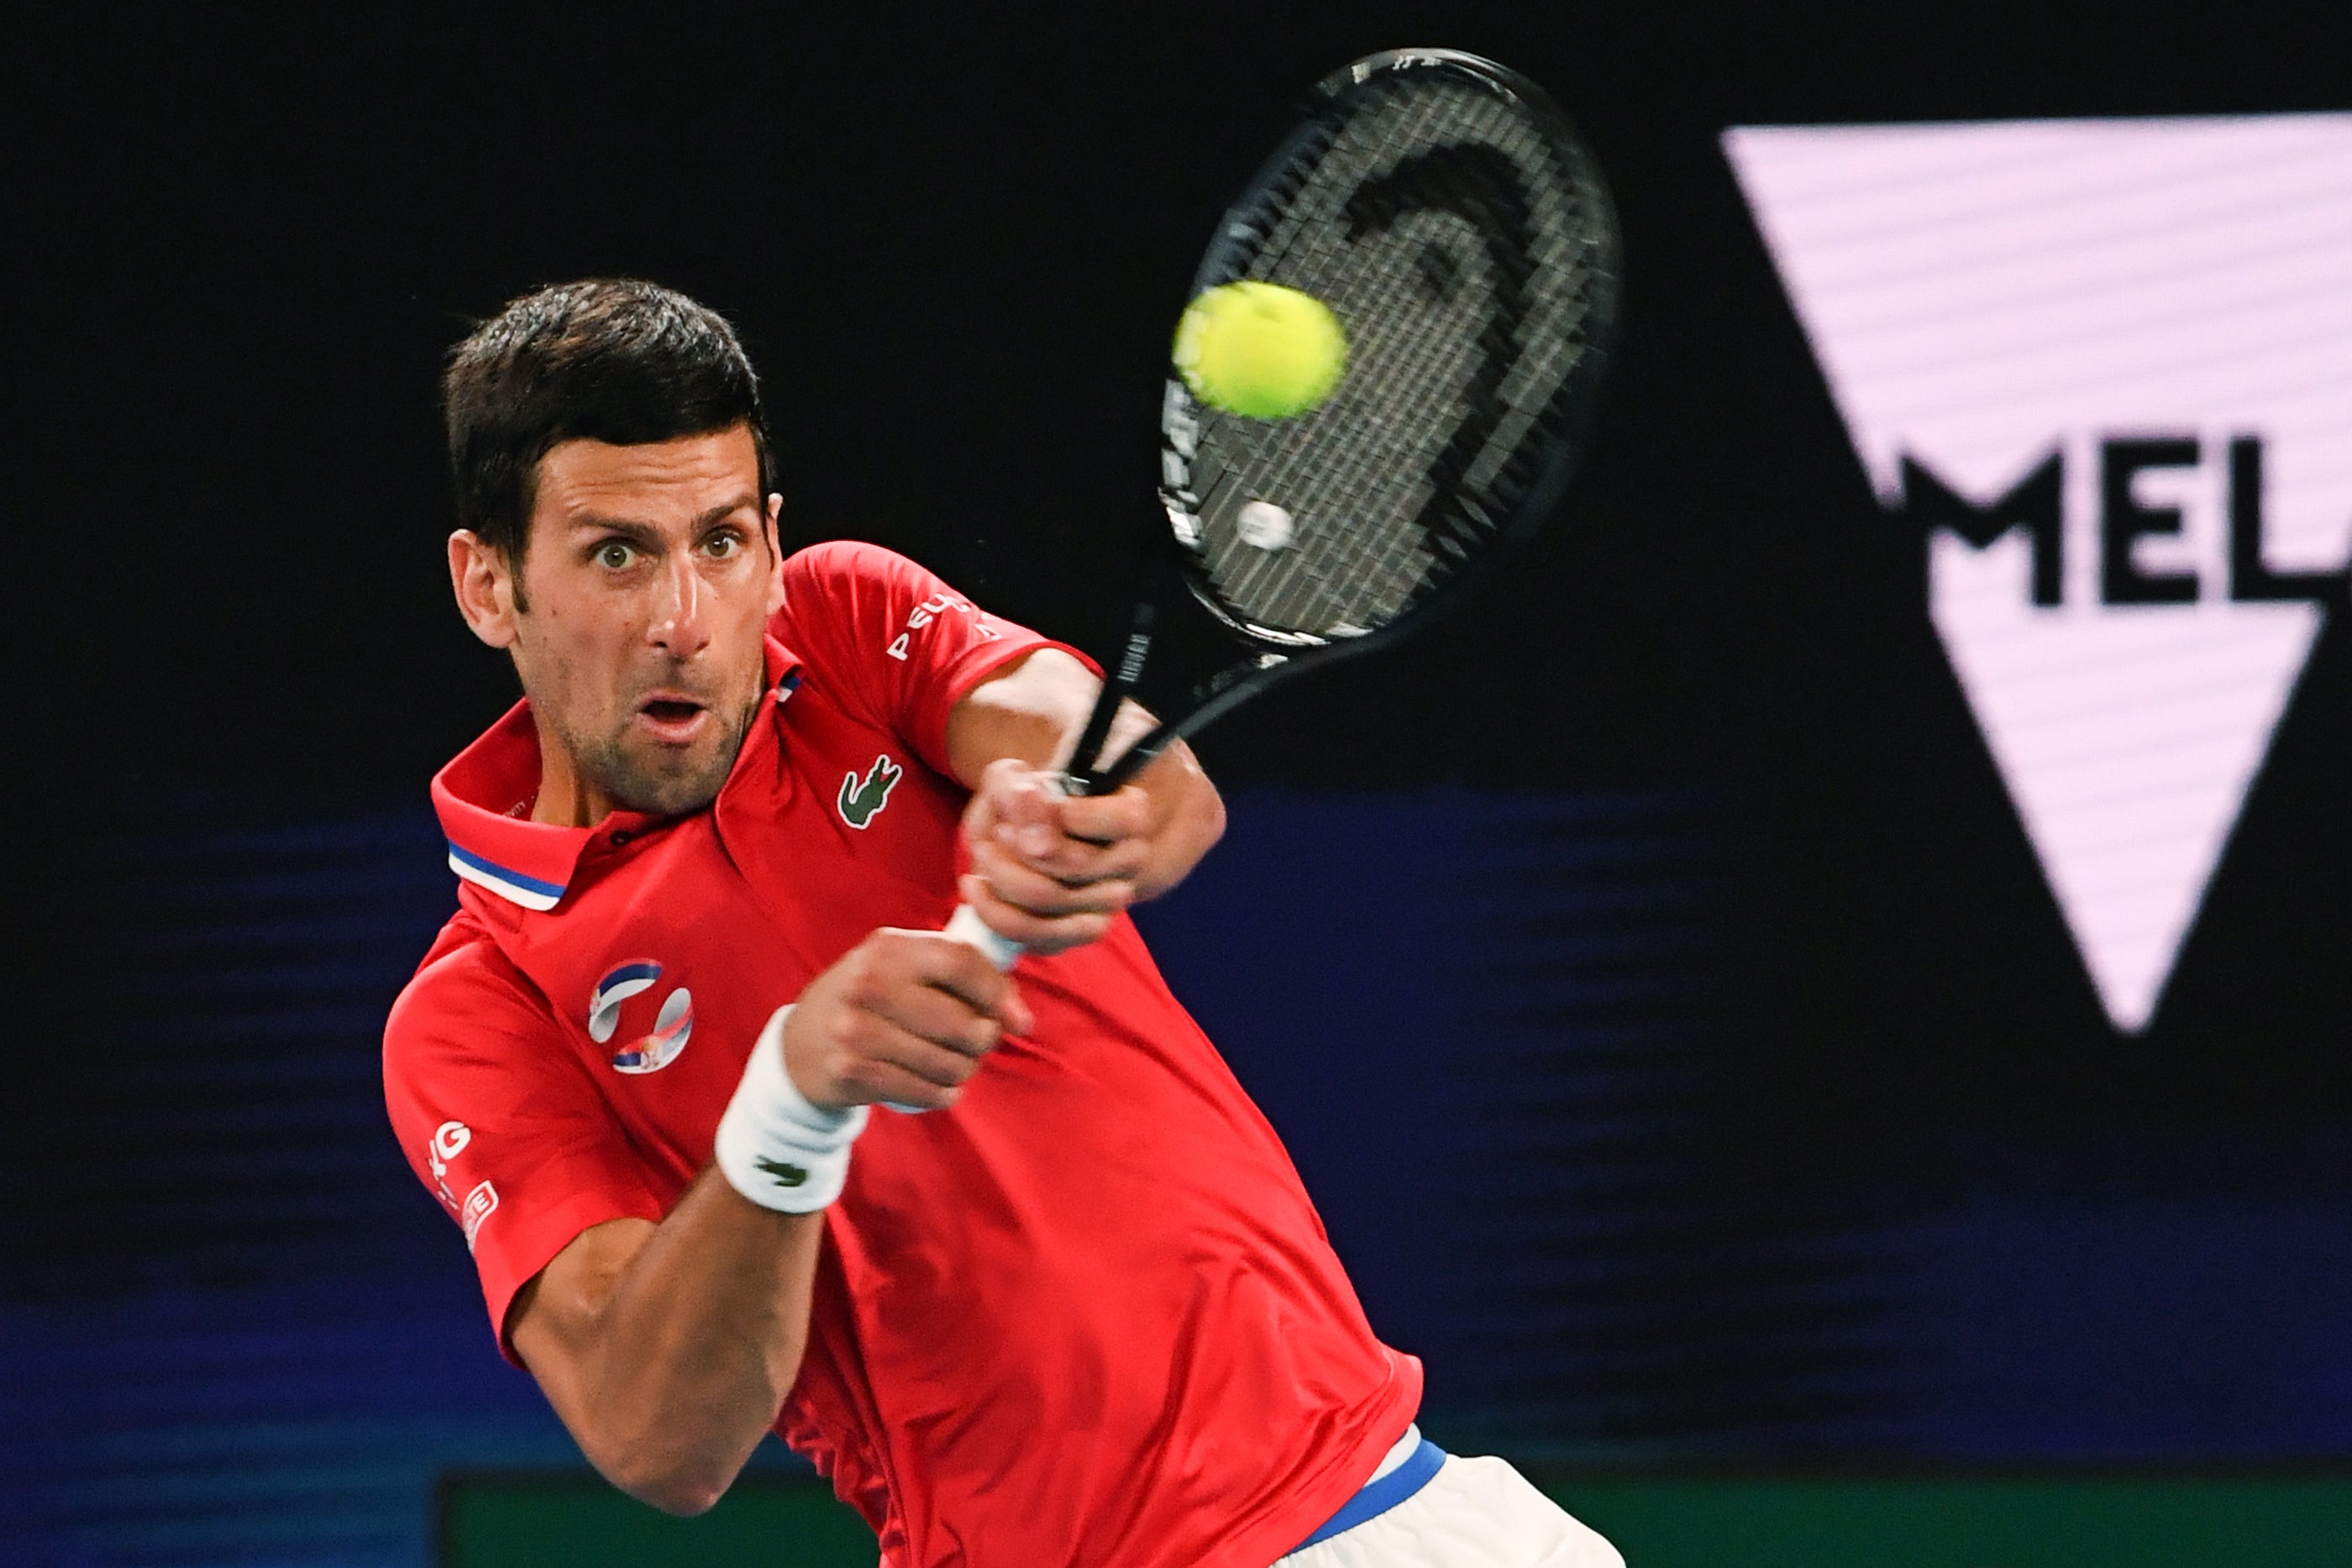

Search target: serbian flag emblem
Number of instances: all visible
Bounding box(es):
[588,961,694,1074]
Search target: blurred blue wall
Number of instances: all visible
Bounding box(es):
[9,787,2350,1565]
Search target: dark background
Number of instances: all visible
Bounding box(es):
[6,6,2348,1564]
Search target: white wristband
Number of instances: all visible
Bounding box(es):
[715,1006,868,1213]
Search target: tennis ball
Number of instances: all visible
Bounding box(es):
[1173,281,1347,418]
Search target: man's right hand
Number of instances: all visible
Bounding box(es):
[512,928,1021,1514]
[781,929,1033,1112]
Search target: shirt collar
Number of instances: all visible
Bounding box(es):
[432,636,804,910]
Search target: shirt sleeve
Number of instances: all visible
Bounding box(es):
[771,541,1098,778]
[382,931,665,1364]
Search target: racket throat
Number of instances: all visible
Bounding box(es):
[1065,602,1158,789]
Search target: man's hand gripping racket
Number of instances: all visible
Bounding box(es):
[948,47,1620,972]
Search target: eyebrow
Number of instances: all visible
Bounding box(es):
[568,496,763,541]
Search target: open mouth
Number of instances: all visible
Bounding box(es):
[635,695,709,742]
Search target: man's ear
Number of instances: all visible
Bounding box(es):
[762,494,787,618]
[449,530,522,648]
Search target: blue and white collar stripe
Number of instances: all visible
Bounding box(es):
[446,841,566,911]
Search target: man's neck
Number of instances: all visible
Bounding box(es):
[528,711,614,828]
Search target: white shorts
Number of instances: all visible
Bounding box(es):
[1273,1455,1624,1568]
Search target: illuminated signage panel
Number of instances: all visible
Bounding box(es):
[1725,116,2351,1031]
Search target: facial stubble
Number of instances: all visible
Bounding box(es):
[556,689,761,817]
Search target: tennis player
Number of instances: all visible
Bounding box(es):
[383,279,1620,1568]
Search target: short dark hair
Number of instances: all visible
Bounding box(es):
[444,279,778,569]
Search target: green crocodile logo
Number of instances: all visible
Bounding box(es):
[753,1155,809,1188]
[837,753,904,830]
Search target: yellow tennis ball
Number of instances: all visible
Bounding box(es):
[1173,281,1347,418]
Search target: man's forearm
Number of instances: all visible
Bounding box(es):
[517,1169,825,1515]
[950,648,1226,904]
[947,648,1102,779]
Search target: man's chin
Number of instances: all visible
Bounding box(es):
[557,697,753,821]
[612,774,726,817]
[597,738,738,817]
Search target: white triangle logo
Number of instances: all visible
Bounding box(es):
[1725,116,2351,1033]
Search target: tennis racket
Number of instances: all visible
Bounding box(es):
[947,47,1620,969]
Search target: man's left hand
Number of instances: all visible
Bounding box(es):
[958,749,1222,955]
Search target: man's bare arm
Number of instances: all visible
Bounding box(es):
[948,648,1226,952]
[507,930,1030,1514]
[511,1180,822,1515]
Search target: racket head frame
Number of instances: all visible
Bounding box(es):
[1076,48,1620,793]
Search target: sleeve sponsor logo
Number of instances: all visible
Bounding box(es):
[460,1180,499,1253]
[428,1120,470,1172]
[885,592,996,660]
[426,1120,471,1213]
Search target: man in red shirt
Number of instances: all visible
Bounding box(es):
[384,279,1619,1567]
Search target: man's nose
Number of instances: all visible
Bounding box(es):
[648,553,711,657]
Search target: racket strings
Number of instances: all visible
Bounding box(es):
[1207,82,1509,627]
[1467,110,1609,501]
[1282,83,1513,610]
[1179,69,1611,640]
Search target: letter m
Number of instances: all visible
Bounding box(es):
[1898,449,2065,606]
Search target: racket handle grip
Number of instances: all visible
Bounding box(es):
[941,767,1072,969]
[886,909,1018,1116]
[942,903,1025,973]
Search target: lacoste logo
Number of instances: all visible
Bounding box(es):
[838,753,904,830]
[1726,114,2352,1033]
[754,1156,809,1188]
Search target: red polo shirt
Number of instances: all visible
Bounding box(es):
[381,542,1420,1568]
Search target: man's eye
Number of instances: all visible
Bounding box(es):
[595,542,636,570]
[706,532,740,559]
